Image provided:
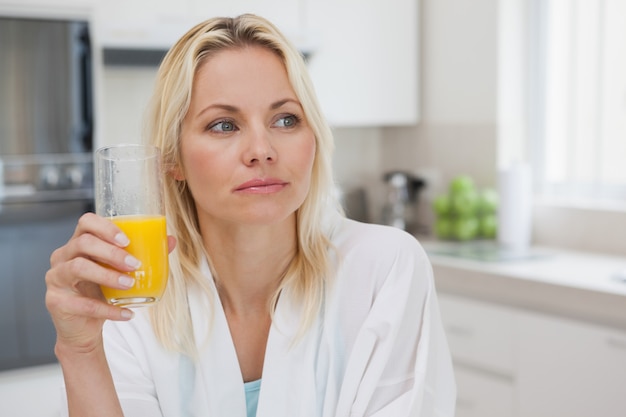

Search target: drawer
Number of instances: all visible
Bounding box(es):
[454,365,515,417]
[438,293,515,375]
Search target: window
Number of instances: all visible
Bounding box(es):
[530,0,626,205]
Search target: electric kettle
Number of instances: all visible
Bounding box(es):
[380,171,425,232]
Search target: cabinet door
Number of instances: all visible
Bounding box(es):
[517,311,626,417]
[190,0,303,40]
[94,0,192,48]
[438,294,516,417]
[454,365,514,417]
[16,218,76,362]
[438,293,516,375]
[305,0,419,126]
[0,1,93,20]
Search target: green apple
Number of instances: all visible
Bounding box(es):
[434,217,453,239]
[479,213,498,238]
[453,216,479,241]
[449,175,475,195]
[478,188,499,214]
[451,189,479,216]
[432,194,451,216]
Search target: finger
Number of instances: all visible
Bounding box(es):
[47,256,136,294]
[167,235,177,254]
[52,232,141,273]
[70,296,135,321]
[73,212,130,248]
[46,287,134,325]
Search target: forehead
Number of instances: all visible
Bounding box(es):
[186,45,300,117]
[194,45,288,86]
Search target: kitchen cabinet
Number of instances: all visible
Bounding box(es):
[0,0,93,19]
[190,0,304,45]
[438,293,515,417]
[305,0,419,126]
[517,310,626,417]
[93,0,191,49]
[454,366,515,417]
[438,291,626,417]
[16,221,72,361]
[0,213,80,370]
[0,228,20,367]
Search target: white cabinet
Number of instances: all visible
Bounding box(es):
[0,0,93,19]
[190,0,304,44]
[454,366,515,417]
[438,291,626,417]
[93,0,192,48]
[305,0,419,126]
[517,310,626,417]
[438,293,516,417]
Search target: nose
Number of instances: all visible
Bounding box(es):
[243,127,277,165]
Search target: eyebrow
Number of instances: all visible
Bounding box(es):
[195,98,302,118]
[270,98,301,110]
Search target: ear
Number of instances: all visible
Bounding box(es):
[169,165,185,181]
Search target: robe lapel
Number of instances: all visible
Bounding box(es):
[186,261,247,417]
[256,287,325,417]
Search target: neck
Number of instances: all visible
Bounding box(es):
[200,216,297,316]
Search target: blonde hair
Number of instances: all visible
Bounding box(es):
[144,14,339,356]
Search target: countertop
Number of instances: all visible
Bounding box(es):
[420,239,626,331]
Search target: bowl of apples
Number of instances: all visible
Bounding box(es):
[432,175,499,241]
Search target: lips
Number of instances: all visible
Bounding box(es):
[234,178,289,194]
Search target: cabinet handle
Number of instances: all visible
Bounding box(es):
[445,324,474,338]
[607,336,626,351]
[456,397,475,410]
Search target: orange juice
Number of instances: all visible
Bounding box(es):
[101,215,168,306]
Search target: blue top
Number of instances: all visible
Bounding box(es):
[244,379,261,417]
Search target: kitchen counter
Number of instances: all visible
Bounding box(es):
[0,363,63,416]
[420,239,626,331]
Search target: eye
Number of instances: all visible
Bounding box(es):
[273,114,300,128]
[208,119,237,133]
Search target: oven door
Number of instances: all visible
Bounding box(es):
[0,200,91,371]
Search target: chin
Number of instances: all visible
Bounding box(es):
[240,205,298,226]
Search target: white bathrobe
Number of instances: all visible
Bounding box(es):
[95,215,456,416]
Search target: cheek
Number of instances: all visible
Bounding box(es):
[300,136,316,170]
[295,137,317,190]
[180,145,222,191]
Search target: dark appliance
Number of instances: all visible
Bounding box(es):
[0,15,94,371]
[380,170,425,233]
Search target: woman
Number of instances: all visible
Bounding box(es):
[45,14,455,417]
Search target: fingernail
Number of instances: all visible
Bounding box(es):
[124,255,142,269]
[115,233,130,247]
[118,275,135,288]
[121,309,134,320]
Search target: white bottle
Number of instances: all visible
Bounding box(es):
[497,163,532,251]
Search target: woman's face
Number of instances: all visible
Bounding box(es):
[177,46,316,228]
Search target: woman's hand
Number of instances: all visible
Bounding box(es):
[45,212,176,355]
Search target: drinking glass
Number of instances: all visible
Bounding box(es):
[94,144,168,307]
